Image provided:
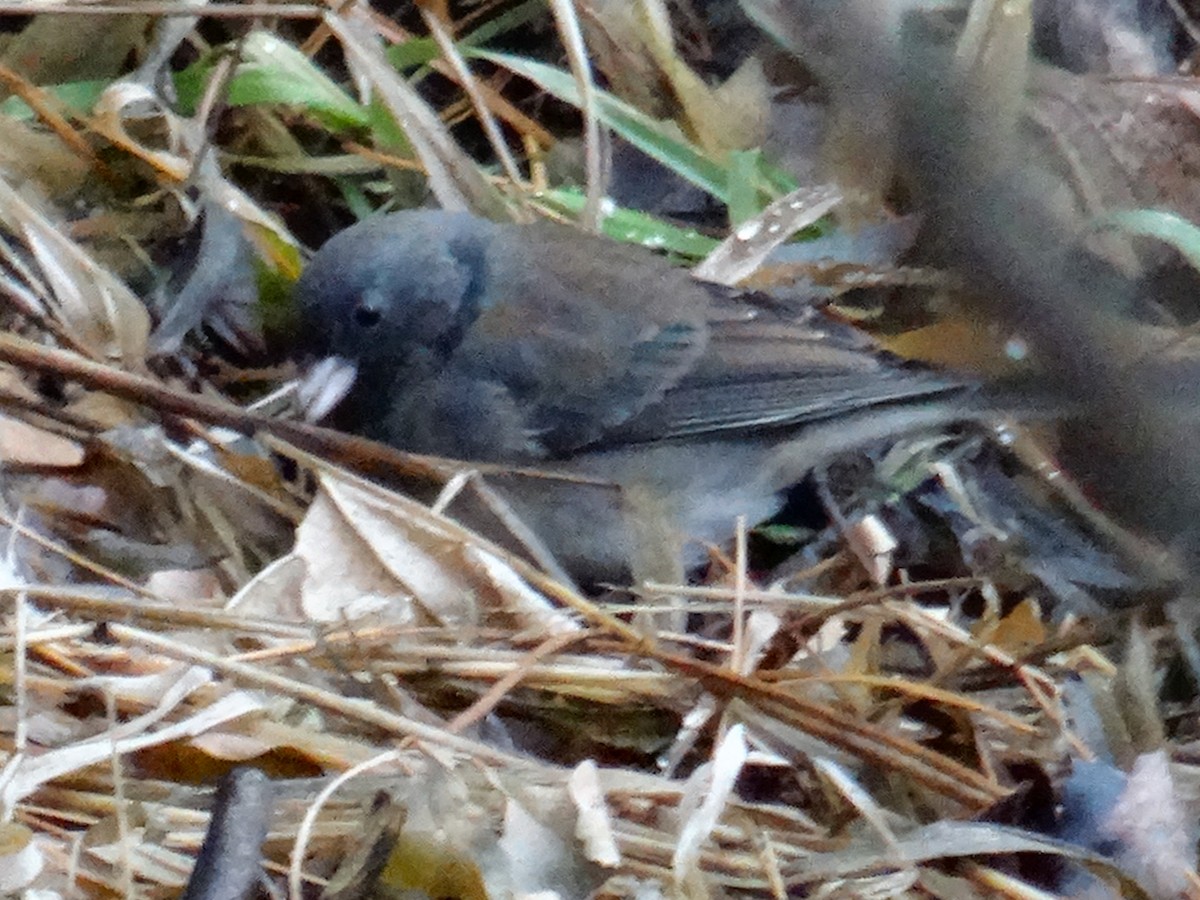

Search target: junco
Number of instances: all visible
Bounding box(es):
[294,210,971,584]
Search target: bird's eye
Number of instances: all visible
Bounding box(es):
[353,302,382,328]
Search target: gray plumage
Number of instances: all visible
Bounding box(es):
[295,210,966,583]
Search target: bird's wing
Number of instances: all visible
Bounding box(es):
[602,295,967,445]
[457,223,712,455]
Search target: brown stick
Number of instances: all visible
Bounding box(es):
[0,330,452,482]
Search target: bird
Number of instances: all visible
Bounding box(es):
[293,209,973,586]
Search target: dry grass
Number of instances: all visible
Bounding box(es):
[0,1,1198,898]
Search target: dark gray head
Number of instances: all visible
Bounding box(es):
[293,208,718,458]
[294,210,498,384]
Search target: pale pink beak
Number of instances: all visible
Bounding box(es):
[296,356,359,424]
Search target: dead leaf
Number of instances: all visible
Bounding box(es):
[0,413,84,466]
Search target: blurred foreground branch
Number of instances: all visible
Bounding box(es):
[744,0,1200,575]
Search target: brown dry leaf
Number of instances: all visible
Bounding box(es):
[295,469,574,633]
[983,597,1047,653]
[212,442,293,499]
[57,427,294,584]
[0,413,84,466]
[67,392,140,430]
[460,544,579,637]
[226,553,308,619]
[226,718,403,771]
[143,567,224,604]
[295,476,470,626]
[295,486,420,625]
[880,317,1035,377]
[188,729,286,763]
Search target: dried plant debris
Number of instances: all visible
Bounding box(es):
[1,1,1200,898]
